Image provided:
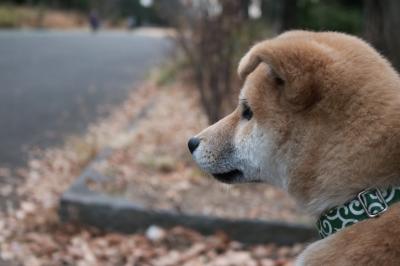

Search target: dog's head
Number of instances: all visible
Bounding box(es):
[189,31,400,213]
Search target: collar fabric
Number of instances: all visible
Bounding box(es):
[317,186,400,238]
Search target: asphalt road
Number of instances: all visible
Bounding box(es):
[0,29,171,167]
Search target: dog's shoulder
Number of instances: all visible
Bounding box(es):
[297,203,400,266]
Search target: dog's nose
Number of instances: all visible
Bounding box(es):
[188,137,201,154]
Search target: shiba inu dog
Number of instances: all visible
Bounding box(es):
[188,31,400,265]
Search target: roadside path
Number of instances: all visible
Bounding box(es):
[0,29,171,167]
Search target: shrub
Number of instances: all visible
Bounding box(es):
[0,6,20,28]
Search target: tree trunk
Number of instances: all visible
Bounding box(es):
[279,0,298,32]
[364,0,400,71]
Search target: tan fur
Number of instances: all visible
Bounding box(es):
[190,31,400,265]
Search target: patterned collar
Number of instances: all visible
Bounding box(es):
[317,186,400,238]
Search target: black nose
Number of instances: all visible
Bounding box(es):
[188,137,201,154]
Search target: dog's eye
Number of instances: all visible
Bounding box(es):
[241,103,253,120]
[274,76,285,86]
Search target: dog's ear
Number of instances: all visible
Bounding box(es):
[238,44,282,81]
[238,40,332,110]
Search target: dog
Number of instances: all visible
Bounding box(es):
[188,30,400,265]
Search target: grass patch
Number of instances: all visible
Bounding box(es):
[0,5,84,29]
[146,56,187,87]
[0,5,25,28]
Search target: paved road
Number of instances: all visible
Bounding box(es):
[0,29,171,167]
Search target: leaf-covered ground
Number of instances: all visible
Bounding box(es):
[0,81,308,265]
[89,81,310,224]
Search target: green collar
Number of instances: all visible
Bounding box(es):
[317,186,400,238]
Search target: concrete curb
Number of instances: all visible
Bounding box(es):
[60,153,318,245]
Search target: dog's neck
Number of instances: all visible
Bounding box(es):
[292,172,400,217]
[287,144,400,217]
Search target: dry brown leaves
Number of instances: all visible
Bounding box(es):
[90,82,310,224]
[0,80,305,265]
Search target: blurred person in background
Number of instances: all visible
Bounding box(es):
[89,10,100,32]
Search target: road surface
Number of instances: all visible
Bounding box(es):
[0,29,171,167]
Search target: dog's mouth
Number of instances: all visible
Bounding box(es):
[212,169,243,184]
